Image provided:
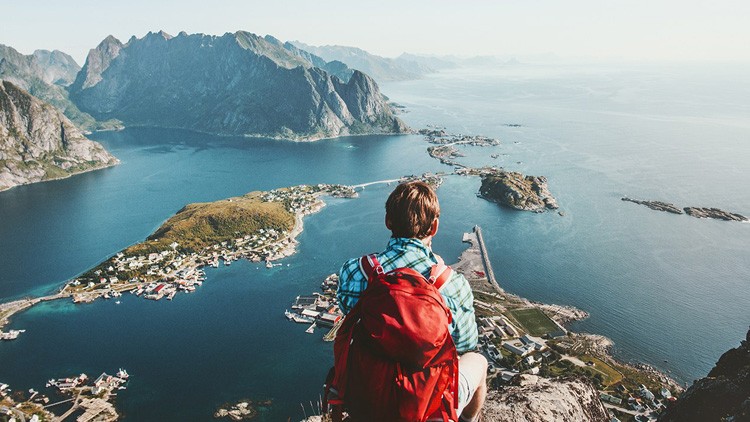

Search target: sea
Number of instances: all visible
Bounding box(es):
[0,61,748,421]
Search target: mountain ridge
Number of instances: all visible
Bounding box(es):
[69,31,407,140]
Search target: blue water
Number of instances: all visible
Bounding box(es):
[1,62,749,420]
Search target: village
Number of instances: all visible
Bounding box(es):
[0,369,129,421]
[59,184,358,307]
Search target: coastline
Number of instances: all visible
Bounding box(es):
[453,226,684,397]
[0,158,120,193]
[0,184,353,333]
[94,123,413,143]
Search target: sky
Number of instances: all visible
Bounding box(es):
[1,0,749,65]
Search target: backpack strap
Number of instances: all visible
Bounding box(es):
[359,254,383,282]
[429,254,453,290]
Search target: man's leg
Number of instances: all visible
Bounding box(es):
[456,352,488,422]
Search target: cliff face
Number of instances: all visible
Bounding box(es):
[0,80,118,191]
[69,31,408,140]
[481,375,609,422]
[659,328,750,422]
[0,44,107,130]
[479,171,559,212]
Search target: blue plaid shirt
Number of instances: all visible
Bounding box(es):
[338,237,478,353]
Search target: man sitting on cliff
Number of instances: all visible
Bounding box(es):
[336,181,487,421]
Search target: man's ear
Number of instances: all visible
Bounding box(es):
[429,218,439,237]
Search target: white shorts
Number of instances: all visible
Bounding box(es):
[457,357,484,414]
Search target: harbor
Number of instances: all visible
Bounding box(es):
[0,369,129,421]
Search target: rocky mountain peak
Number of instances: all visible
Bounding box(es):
[71,35,124,90]
[68,31,408,140]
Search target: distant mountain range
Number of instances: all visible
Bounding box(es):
[289,41,456,82]
[0,44,120,131]
[0,80,118,191]
[68,31,408,140]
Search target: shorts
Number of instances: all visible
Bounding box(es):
[457,356,484,415]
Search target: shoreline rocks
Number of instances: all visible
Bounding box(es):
[621,197,683,214]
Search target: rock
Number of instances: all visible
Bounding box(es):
[621,197,683,214]
[69,31,408,141]
[683,207,747,222]
[0,80,119,191]
[481,375,609,422]
[479,171,558,212]
[0,43,108,130]
[659,327,750,422]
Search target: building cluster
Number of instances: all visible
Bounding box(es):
[475,313,556,384]
[0,329,25,341]
[285,274,343,336]
[0,369,128,422]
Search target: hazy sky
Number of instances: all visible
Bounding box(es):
[2,0,749,65]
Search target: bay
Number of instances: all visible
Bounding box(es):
[1,62,749,420]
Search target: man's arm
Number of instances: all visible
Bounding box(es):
[336,257,366,315]
[441,272,479,353]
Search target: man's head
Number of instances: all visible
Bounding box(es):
[385,181,441,241]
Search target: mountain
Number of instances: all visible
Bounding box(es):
[69,31,408,140]
[261,36,355,83]
[0,80,118,191]
[289,41,443,81]
[0,44,117,131]
[659,328,750,421]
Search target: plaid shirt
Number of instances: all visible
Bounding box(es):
[337,237,478,353]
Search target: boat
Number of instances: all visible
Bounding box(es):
[103,293,110,299]
[265,260,273,269]
[115,301,121,305]
[46,379,55,388]
[305,323,317,334]
[284,310,294,320]
[117,369,129,379]
[167,291,176,300]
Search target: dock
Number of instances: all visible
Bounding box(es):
[474,225,503,294]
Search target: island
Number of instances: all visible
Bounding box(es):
[622,197,747,222]
[479,172,558,212]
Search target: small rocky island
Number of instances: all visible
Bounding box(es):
[479,171,558,212]
[622,197,747,222]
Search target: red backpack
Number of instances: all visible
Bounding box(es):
[324,254,459,422]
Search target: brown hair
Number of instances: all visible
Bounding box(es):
[385,181,440,239]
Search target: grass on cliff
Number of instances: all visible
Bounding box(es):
[126,192,295,254]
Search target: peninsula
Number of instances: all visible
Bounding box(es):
[0,183,356,333]
[290,226,682,422]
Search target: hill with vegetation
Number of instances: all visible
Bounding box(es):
[127,191,295,255]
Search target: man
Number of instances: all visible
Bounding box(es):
[338,181,487,422]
